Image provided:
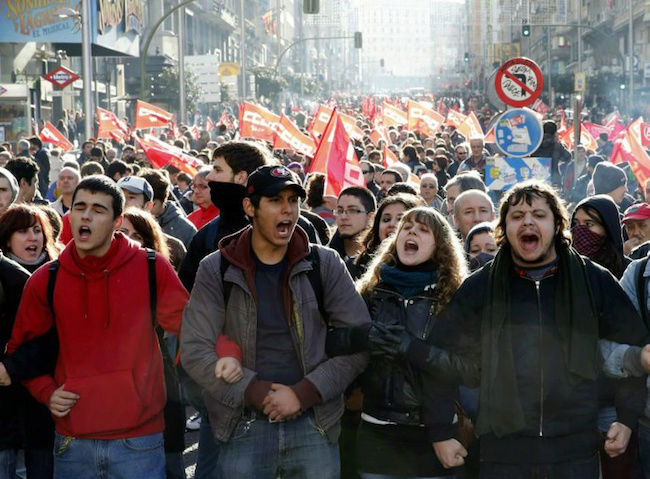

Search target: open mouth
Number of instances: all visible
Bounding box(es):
[520,233,539,252]
[277,220,292,238]
[404,239,419,252]
[25,245,38,254]
[78,226,92,240]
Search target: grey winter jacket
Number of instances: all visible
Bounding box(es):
[181,225,370,442]
[158,201,196,247]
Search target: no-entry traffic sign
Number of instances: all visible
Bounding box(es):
[43,66,80,89]
[495,57,544,108]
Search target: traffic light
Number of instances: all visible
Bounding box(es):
[464,52,470,63]
[380,58,384,67]
[354,32,362,49]
[303,0,319,14]
[522,24,531,37]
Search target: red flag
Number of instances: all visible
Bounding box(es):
[641,123,650,147]
[382,145,399,169]
[612,126,650,186]
[558,124,598,151]
[308,105,334,138]
[407,100,444,136]
[457,111,483,140]
[205,117,215,132]
[583,122,610,140]
[532,99,550,114]
[381,102,408,128]
[446,109,467,129]
[97,107,129,142]
[134,100,174,130]
[484,125,496,143]
[370,124,391,148]
[309,109,364,197]
[190,125,200,140]
[339,112,364,140]
[608,122,627,141]
[273,114,317,157]
[39,121,73,152]
[217,110,233,130]
[558,109,567,132]
[134,134,202,176]
[239,102,280,142]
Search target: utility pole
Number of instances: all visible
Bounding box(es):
[178,1,186,124]
[240,0,246,99]
[577,0,582,74]
[82,0,93,140]
[547,26,553,108]
[629,0,634,115]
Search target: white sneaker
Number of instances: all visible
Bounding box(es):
[186,414,201,431]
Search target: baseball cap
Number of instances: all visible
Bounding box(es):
[245,165,306,199]
[117,176,154,202]
[623,203,650,223]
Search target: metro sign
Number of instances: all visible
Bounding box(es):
[43,66,80,89]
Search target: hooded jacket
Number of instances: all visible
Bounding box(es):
[158,201,197,247]
[181,225,370,442]
[7,233,189,440]
[532,134,571,186]
[572,195,629,276]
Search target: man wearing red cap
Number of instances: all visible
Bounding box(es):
[622,203,650,258]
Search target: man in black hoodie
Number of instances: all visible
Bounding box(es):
[532,121,571,187]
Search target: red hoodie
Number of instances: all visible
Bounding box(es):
[8,233,189,440]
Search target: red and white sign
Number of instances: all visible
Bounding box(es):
[43,66,80,89]
[273,114,316,157]
[134,134,201,176]
[239,102,280,142]
[495,57,544,108]
[97,107,129,142]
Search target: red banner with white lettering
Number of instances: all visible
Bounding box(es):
[205,116,214,132]
[457,111,484,140]
[273,114,317,157]
[39,121,73,152]
[309,109,364,197]
[446,109,467,129]
[238,102,280,142]
[640,122,650,147]
[134,134,202,176]
[97,107,129,142]
[134,100,174,130]
[382,145,399,169]
[612,123,650,186]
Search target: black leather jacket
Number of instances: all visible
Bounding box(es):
[360,284,458,442]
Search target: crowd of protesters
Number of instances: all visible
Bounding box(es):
[1,94,650,479]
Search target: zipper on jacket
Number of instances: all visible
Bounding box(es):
[535,280,544,437]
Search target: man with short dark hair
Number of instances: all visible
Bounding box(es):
[181,165,370,478]
[106,160,129,182]
[379,169,402,198]
[381,181,648,476]
[8,175,188,478]
[5,157,40,204]
[77,141,94,165]
[138,168,196,247]
[359,160,380,198]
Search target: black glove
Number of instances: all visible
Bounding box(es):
[367,323,409,357]
[373,324,413,359]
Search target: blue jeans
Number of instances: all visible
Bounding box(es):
[53,432,164,479]
[360,474,454,479]
[0,449,16,479]
[639,422,650,478]
[217,411,339,479]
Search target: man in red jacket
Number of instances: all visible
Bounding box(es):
[8,175,189,479]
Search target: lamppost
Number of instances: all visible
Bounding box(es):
[58,2,93,141]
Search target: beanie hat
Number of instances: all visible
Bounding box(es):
[465,221,495,253]
[0,167,19,203]
[592,162,626,195]
[588,154,605,170]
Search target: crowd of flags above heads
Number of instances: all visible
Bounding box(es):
[37,96,650,197]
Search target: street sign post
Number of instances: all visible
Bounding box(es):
[494,107,544,158]
[494,57,544,108]
[43,66,80,89]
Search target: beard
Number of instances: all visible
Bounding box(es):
[510,240,557,267]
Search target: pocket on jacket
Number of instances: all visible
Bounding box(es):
[63,370,146,436]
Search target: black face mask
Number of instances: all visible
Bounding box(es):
[468,252,495,271]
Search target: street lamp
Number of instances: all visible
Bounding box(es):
[58,3,92,141]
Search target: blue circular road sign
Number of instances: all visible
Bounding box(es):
[494,108,544,158]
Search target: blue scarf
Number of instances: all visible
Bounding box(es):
[379,263,437,298]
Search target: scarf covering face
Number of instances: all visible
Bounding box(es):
[571,224,605,257]
[476,245,599,438]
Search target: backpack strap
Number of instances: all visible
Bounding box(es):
[636,256,650,328]
[47,260,60,319]
[306,247,327,326]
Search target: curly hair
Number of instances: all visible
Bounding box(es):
[494,180,571,250]
[358,206,467,314]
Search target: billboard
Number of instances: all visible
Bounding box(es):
[1,0,144,56]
